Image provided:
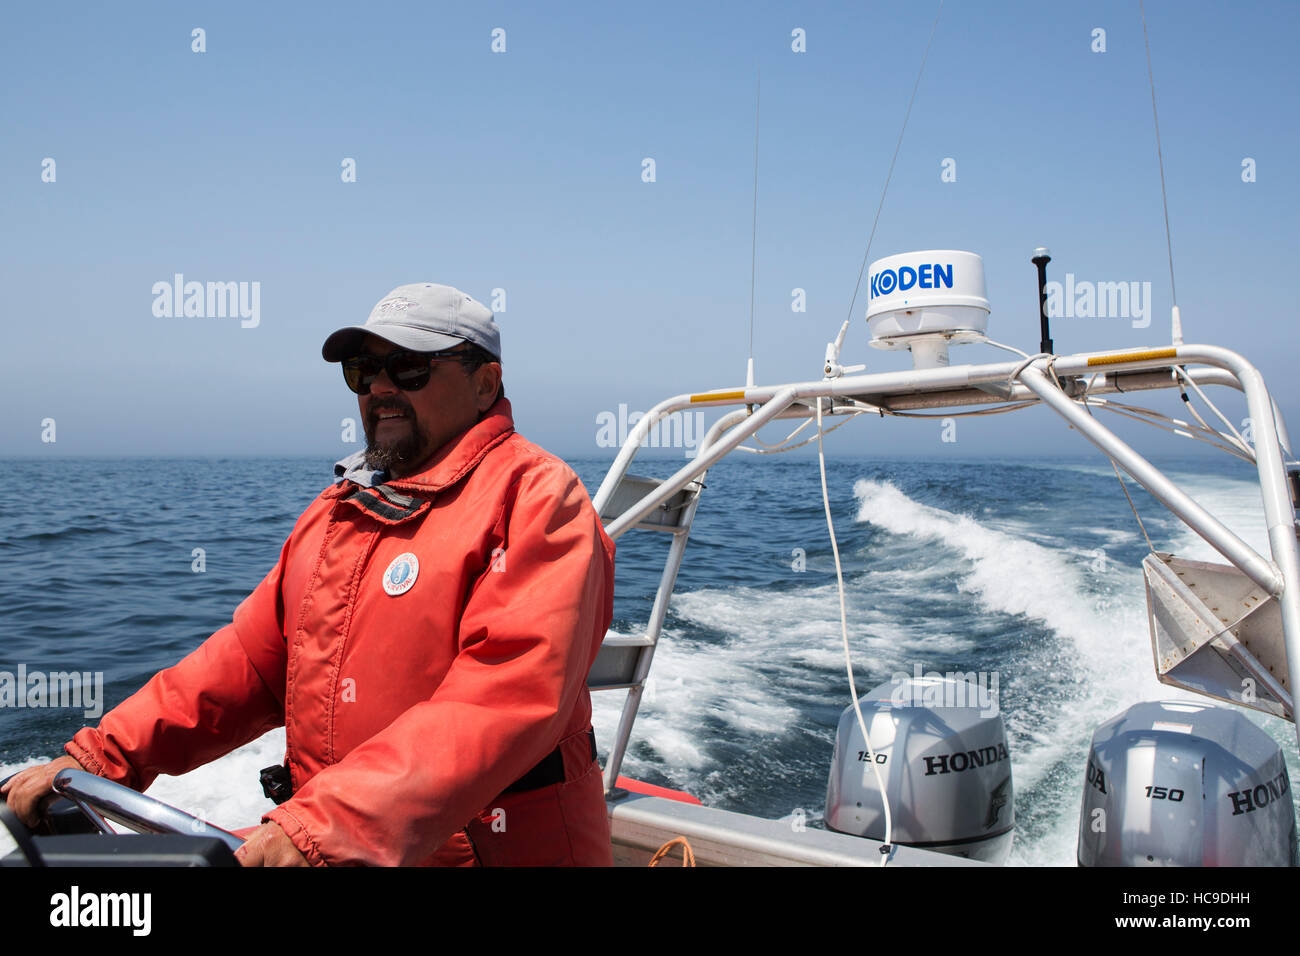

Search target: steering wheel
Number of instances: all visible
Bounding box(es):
[51,768,244,852]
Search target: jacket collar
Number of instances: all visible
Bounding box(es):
[332,452,387,489]
[329,398,516,499]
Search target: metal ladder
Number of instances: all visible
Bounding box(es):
[589,472,706,793]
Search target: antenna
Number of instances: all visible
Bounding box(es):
[746,68,760,388]
[1140,0,1181,345]
[844,0,944,326]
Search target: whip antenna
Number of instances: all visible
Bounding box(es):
[746,67,760,388]
[1140,0,1181,344]
[845,0,944,325]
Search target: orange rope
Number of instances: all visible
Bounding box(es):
[648,836,696,867]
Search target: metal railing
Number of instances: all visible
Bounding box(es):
[591,344,1300,768]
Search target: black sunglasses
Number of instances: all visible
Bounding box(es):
[341,347,474,395]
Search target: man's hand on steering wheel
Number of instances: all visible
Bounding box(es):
[3,758,308,865]
[0,755,84,828]
[234,821,309,867]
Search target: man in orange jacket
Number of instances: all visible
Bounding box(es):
[2,282,616,866]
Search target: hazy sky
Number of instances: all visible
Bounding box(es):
[3,0,1296,463]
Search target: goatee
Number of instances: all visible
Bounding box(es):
[362,407,428,473]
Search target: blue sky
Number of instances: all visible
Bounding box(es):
[2,0,1296,461]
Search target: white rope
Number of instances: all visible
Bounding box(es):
[978,336,1033,360]
[815,396,893,866]
[1172,365,1255,460]
[1087,398,1257,463]
[881,401,1038,419]
[749,415,816,449]
[1007,353,1054,385]
[737,407,866,454]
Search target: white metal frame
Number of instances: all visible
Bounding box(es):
[590,344,1300,789]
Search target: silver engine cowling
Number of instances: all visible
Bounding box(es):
[1077,700,1297,866]
[825,676,1014,863]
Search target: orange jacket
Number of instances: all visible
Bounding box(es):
[66,399,616,865]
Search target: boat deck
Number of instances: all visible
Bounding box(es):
[607,791,986,866]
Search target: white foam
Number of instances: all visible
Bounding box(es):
[142,728,284,831]
[854,479,1103,645]
[1163,468,1268,560]
[592,624,800,786]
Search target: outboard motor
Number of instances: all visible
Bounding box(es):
[825,675,1014,863]
[1077,700,1297,866]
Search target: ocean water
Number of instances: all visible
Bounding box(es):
[1,452,1296,866]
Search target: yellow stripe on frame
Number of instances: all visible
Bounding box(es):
[689,390,748,403]
[1086,347,1178,367]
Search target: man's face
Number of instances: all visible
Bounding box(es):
[356,335,500,478]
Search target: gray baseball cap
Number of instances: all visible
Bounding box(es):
[321,283,502,363]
